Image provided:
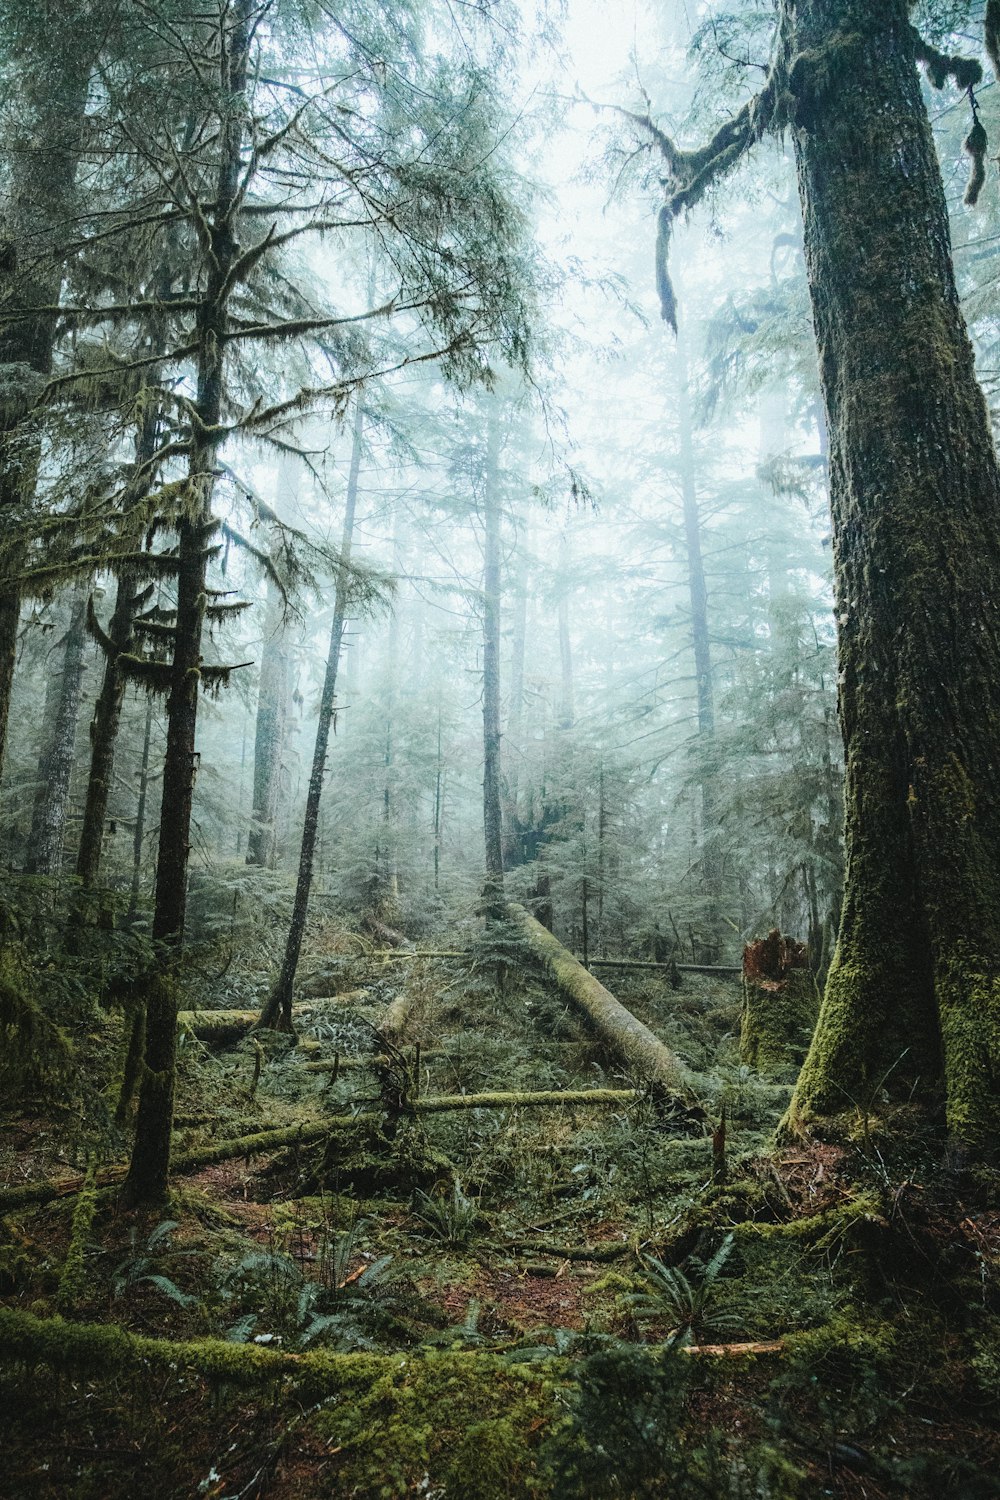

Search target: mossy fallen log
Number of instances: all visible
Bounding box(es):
[0,1307,784,1398]
[413,1088,638,1113]
[508,904,702,1109]
[0,1089,646,1211]
[501,1238,630,1262]
[177,993,370,1043]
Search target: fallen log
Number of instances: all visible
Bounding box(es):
[177,993,370,1043]
[0,1089,647,1211]
[508,904,702,1109]
[411,1088,638,1113]
[586,958,742,977]
[0,1308,786,1401]
[361,914,413,949]
[681,1339,784,1357]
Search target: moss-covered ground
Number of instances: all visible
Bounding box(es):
[2,917,999,1497]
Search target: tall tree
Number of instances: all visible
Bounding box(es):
[481,403,506,912]
[257,398,364,1030]
[631,0,1000,1149]
[0,4,93,782]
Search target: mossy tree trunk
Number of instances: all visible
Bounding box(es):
[257,397,364,1031]
[123,0,253,1206]
[0,45,90,786]
[784,0,1000,1149]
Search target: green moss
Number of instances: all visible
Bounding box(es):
[0,941,73,1097]
[56,1161,99,1314]
[314,1353,560,1498]
[740,968,819,1081]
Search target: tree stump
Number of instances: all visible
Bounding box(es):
[740,930,819,1079]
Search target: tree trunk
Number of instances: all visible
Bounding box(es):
[481,404,505,913]
[246,573,289,868]
[76,572,143,887]
[784,0,1000,1149]
[24,587,88,877]
[556,533,574,731]
[0,47,90,786]
[257,397,364,1031]
[123,0,253,1206]
[128,697,154,916]
[675,327,720,962]
[502,543,528,866]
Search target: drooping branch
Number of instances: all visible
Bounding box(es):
[612,15,789,330]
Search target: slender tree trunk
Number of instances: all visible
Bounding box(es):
[433,700,443,892]
[556,534,574,732]
[784,0,1000,1150]
[502,542,528,864]
[123,0,253,1206]
[676,326,720,961]
[246,573,289,868]
[76,572,145,887]
[129,696,154,916]
[24,587,88,877]
[258,397,365,1030]
[481,405,505,913]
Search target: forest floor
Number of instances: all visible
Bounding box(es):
[2,917,1000,1498]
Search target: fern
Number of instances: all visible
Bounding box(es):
[628,1233,739,1345]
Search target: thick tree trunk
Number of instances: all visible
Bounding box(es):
[481,405,505,913]
[784,0,1000,1149]
[0,46,90,786]
[257,397,364,1031]
[246,573,289,868]
[24,587,88,876]
[123,0,253,1206]
[509,903,699,1105]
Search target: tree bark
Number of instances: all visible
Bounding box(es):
[246,572,289,868]
[76,572,144,887]
[481,404,505,913]
[123,0,253,1206]
[783,0,1000,1148]
[0,43,90,785]
[675,327,720,962]
[257,397,364,1030]
[502,541,528,866]
[24,586,88,877]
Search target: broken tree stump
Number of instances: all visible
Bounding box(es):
[740,930,819,1079]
